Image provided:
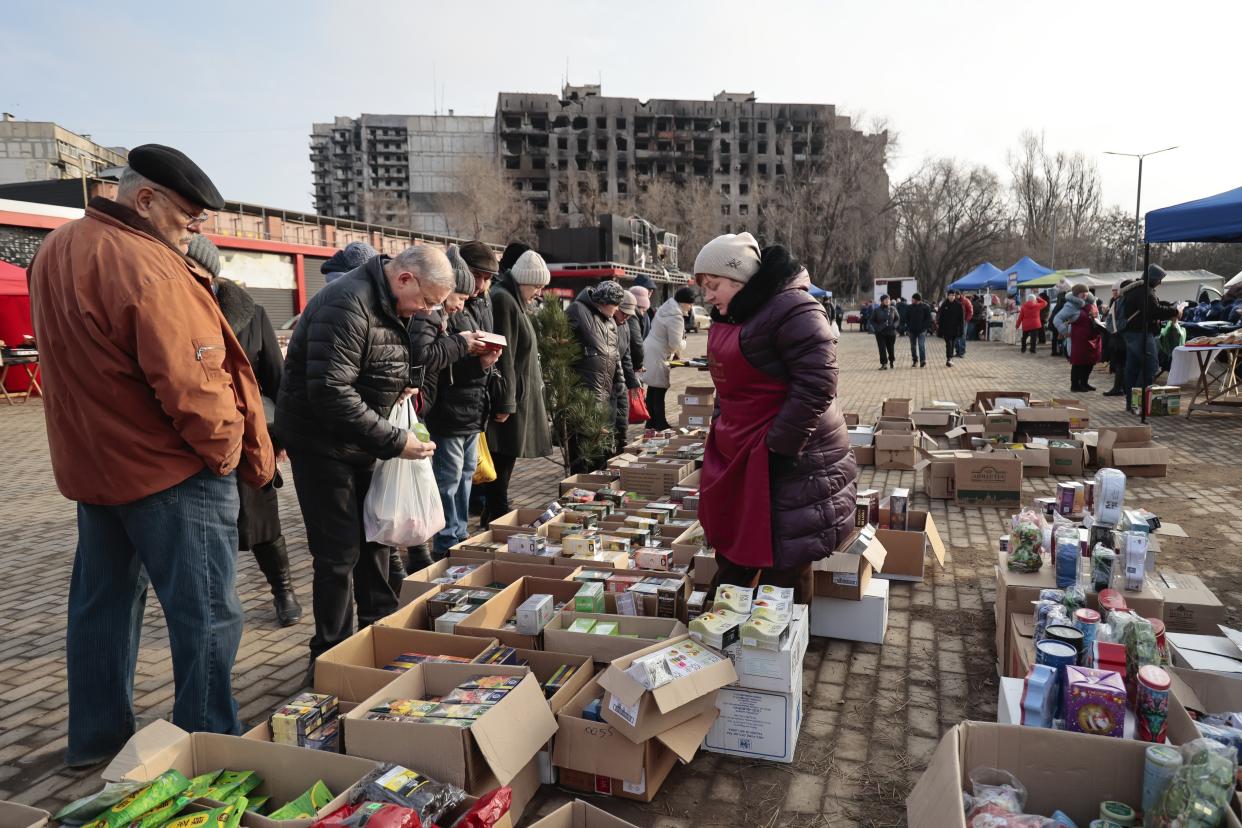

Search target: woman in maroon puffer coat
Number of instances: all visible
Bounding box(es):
[695,234,858,603]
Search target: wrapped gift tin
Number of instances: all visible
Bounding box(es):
[1074,608,1101,661]
[1136,664,1172,743]
[1097,588,1128,618]
[1099,800,1136,826]
[1057,482,1077,516]
[1064,665,1127,738]
[1020,663,1058,728]
[1036,639,1079,717]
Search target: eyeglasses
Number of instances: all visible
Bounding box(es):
[151,188,210,228]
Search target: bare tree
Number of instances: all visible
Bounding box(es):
[626,176,721,271]
[893,159,1009,299]
[440,156,537,245]
[566,165,610,227]
[361,190,412,227]
[1008,131,1102,267]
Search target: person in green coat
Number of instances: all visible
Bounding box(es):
[480,247,554,526]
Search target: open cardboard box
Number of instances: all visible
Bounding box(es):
[1156,571,1227,634]
[1046,438,1086,476]
[376,586,441,631]
[456,577,584,649]
[343,662,557,794]
[619,459,695,496]
[1014,406,1073,438]
[1167,629,1242,675]
[487,509,567,541]
[528,800,641,828]
[954,450,1022,508]
[399,557,495,605]
[313,626,496,703]
[882,397,913,418]
[0,803,49,828]
[1004,442,1050,477]
[733,605,809,693]
[852,445,875,466]
[916,449,969,498]
[542,611,687,663]
[1167,666,1242,746]
[102,721,380,828]
[911,408,960,436]
[559,474,619,496]
[907,720,1242,828]
[1096,425,1170,478]
[812,527,887,601]
[874,508,946,582]
[553,677,715,802]
[597,634,737,743]
[972,390,1031,411]
[504,647,595,714]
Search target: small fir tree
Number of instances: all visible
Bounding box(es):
[534,300,614,475]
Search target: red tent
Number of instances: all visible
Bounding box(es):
[0,260,35,392]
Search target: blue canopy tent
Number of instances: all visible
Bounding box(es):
[949,262,1007,291]
[1146,185,1242,243]
[1002,256,1055,285]
[1139,185,1242,421]
[808,284,830,299]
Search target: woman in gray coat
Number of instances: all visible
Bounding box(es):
[480,249,554,527]
[642,287,695,430]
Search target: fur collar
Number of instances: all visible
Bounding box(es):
[214,277,256,333]
[710,245,804,324]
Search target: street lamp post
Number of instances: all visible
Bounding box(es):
[1103,146,1178,270]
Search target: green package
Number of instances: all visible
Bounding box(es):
[202,771,255,803]
[222,799,245,828]
[84,770,191,828]
[223,773,261,805]
[55,782,145,826]
[267,781,332,820]
[244,797,268,814]
[182,771,223,800]
[158,805,233,828]
[129,796,189,828]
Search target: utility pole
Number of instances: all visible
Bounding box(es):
[1104,146,1178,271]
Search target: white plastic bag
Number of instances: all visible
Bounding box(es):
[363,398,445,547]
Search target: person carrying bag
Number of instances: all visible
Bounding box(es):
[363,398,446,547]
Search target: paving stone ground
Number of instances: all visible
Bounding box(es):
[2,327,1241,826]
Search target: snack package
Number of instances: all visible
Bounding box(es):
[453,787,513,828]
[1147,737,1238,827]
[269,781,333,820]
[55,782,145,826]
[84,770,191,828]
[346,764,467,827]
[204,771,257,803]
[160,805,234,828]
[1008,510,1043,573]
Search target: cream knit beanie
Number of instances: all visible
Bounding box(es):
[510,250,551,287]
[693,232,762,283]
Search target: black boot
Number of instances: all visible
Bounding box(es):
[388,546,409,595]
[252,536,303,627]
[405,543,434,574]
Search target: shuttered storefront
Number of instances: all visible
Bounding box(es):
[248,287,297,328]
[303,255,330,303]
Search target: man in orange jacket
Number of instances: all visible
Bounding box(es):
[29,145,275,766]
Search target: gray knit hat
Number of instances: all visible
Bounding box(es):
[591,280,626,307]
[693,232,762,283]
[618,290,637,316]
[510,250,550,287]
[445,244,475,295]
[186,234,221,277]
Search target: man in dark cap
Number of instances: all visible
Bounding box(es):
[1119,264,1179,412]
[28,144,275,766]
[459,240,499,334]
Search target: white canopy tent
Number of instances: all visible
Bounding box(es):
[1073,270,1224,304]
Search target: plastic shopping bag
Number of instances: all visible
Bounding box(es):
[363,399,445,547]
[473,433,497,485]
[627,387,650,424]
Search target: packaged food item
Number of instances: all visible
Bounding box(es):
[567,618,597,634]
[245,796,269,814]
[1063,665,1126,737]
[1091,545,1116,593]
[1093,468,1126,527]
[55,782,146,827]
[1053,525,1079,589]
[713,584,753,614]
[592,621,620,636]
[1119,531,1147,591]
[1135,664,1171,743]
[1007,510,1044,573]
[1142,744,1183,815]
[453,786,513,828]
[441,688,510,705]
[573,582,605,613]
[515,593,554,635]
[688,609,746,650]
[740,616,786,650]
[85,770,191,828]
[346,764,467,826]
[1147,738,1238,827]
[268,781,333,820]
[1061,585,1086,613]
[159,805,233,828]
[888,487,910,530]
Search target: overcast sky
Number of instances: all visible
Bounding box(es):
[4,0,1238,232]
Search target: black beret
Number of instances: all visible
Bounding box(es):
[127,144,225,211]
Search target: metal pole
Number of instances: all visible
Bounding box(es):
[1140,244,1150,424]
[1132,157,1144,271]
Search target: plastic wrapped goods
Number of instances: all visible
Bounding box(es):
[1146,737,1238,827]
[1008,510,1044,573]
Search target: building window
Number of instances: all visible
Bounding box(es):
[557,137,568,150]
[615,117,626,129]
[758,122,767,134]
[721,205,731,216]
[739,204,749,215]
[532,158,546,170]
[616,136,627,151]
[560,202,569,214]
[596,137,607,151]
[573,116,588,129]
[596,117,607,129]
[578,138,588,153]
[558,159,568,170]
[720,183,731,194]
[617,181,628,194]
[505,156,520,170]
[758,163,768,175]
[739,181,750,195]
[758,141,768,154]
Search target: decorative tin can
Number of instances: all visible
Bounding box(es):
[1142,744,1182,814]
[1045,624,1086,665]
[1020,663,1058,728]
[1035,639,1079,717]
[1099,800,1136,826]
[1097,588,1128,618]
[1084,479,1096,513]
[1064,665,1127,738]
[1074,608,1101,659]
[1136,664,1172,743]
[1146,617,1167,659]
[998,534,1009,553]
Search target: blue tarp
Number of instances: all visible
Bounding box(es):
[1003,256,1055,284]
[1146,185,1242,243]
[949,262,1007,290]
[808,284,829,298]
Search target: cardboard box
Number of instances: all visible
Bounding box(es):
[906,721,1242,828]
[511,648,595,714]
[1006,613,1036,679]
[811,528,887,601]
[449,530,505,561]
[1096,425,1170,477]
[918,450,961,499]
[1167,666,1242,746]
[552,678,714,802]
[528,800,642,828]
[1046,438,1086,476]
[733,605,809,693]
[704,672,804,763]
[543,611,688,663]
[882,397,913,418]
[851,445,875,467]
[559,474,619,496]
[102,720,380,828]
[1014,406,1072,438]
[597,634,737,743]
[399,558,494,605]
[488,509,566,541]
[809,578,889,644]
[843,412,861,427]
[1166,631,1242,674]
[874,509,946,583]
[980,411,1018,438]
[954,451,1023,508]
[0,803,49,828]
[456,577,585,649]
[973,390,1031,411]
[619,460,694,497]
[1156,571,1227,634]
[1131,385,1182,417]
[376,586,441,632]
[911,409,960,436]
[678,386,716,407]
[344,662,557,793]
[1005,443,1050,478]
[677,404,715,429]
[314,626,496,703]
[692,549,718,587]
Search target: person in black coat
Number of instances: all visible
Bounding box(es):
[937,289,966,367]
[275,245,456,665]
[613,291,642,455]
[904,293,933,368]
[414,245,494,560]
[187,236,302,628]
[566,280,625,472]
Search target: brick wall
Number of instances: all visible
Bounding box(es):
[0,226,48,267]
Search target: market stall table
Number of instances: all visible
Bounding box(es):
[1167,342,1242,416]
[0,348,41,405]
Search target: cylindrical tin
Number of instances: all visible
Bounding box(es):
[1146,617,1167,659]
[1074,608,1101,661]
[1136,664,1172,743]
[1142,744,1182,814]
[1099,800,1136,826]
[1045,624,1086,664]
[1097,588,1128,617]
[998,534,1009,553]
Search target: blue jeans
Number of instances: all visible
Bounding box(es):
[430,433,479,558]
[1123,331,1159,402]
[67,468,242,764]
[908,332,926,364]
[956,334,967,356]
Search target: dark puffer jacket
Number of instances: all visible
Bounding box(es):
[565,288,622,405]
[466,290,493,334]
[626,314,645,373]
[408,308,472,429]
[710,247,858,570]
[275,255,410,465]
[423,307,493,437]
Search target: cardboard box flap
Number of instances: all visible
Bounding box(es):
[653,708,718,763]
[1168,668,1206,715]
[528,801,641,828]
[819,532,887,574]
[0,803,50,828]
[649,656,737,715]
[905,724,965,827]
[596,660,646,708]
[470,672,559,786]
[925,514,946,567]
[1013,615,1036,638]
[102,719,188,782]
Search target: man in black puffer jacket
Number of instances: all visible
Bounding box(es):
[276,245,457,669]
[566,280,625,472]
[612,290,642,455]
